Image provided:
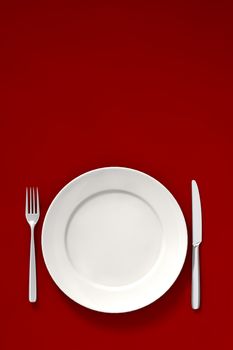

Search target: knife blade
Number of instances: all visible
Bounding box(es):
[192,180,202,246]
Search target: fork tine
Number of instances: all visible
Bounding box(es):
[25,188,28,214]
[30,187,32,213]
[32,187,35,213]
[36,187,40,214]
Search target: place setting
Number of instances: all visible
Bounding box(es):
[25,166,202,312]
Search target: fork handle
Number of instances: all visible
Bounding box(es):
[29,227,37,302]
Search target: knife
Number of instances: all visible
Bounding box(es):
[191,180,202,310]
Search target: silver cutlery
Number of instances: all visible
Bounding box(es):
[191,180,202,310]
[25,187,40,302]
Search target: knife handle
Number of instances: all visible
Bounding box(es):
[192,245,200,309]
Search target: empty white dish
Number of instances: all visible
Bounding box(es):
[42,167,187,313]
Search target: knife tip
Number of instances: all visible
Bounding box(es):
[192,179,196,188]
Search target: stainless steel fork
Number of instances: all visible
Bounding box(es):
[25,187,40,302]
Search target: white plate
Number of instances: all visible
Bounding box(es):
[42,167,187,313]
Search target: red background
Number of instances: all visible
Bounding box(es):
[1,1,233,348]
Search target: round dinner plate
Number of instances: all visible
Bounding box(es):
[42,167,187,313]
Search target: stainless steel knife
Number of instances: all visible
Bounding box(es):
[191,180,202,309]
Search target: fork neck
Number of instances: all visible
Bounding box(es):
[30,223,36,232]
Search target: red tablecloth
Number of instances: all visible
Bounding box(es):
[1,1,232,348]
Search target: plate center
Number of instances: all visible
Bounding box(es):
[65,190,163,287]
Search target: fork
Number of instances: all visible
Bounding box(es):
[25,187,40,302]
